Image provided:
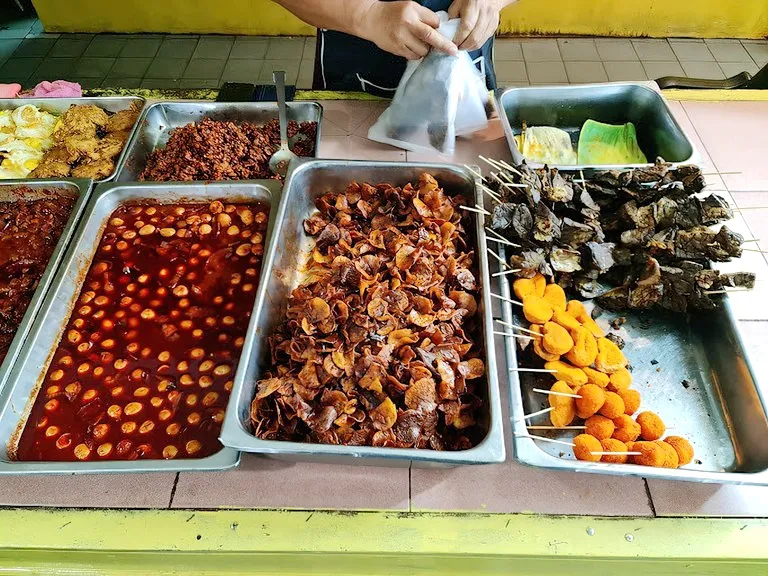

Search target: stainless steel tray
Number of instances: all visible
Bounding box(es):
[115,101,324,182]
[0,97,145,183]
[499,247,768,484]
[0,179,282,474]
[494,83,700,170]
[0,179,92,396]
[219,159,505,467]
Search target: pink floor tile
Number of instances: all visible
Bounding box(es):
[318,100,383,137]
[172,455,409,510]
[682,101,768,190]
[318,134,406,161]
[0,473,176,508]
[647,480,768,516]
[665,100,716,174]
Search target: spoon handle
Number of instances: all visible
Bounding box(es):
[273,70,290,152]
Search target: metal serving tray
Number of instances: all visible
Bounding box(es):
[219,159,505,467]
[0,179,281,474]
[115,101,324,181]
[499,248,768,484]
[0,179,92,396]
[0,97,145,183]
[495,83,699,170]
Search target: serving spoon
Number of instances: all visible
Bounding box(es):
[269,70,297,177]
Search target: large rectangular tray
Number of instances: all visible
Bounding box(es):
[0,179,92,396]
[495,83,700,170]
[219,159,506,467]
[500,247,768,484]
[0,97,145,183]
[0,179,282,474]
[115,101,324,181]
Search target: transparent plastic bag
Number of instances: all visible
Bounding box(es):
[368,12,490,156]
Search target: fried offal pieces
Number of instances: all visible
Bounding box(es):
[250,174,486,450]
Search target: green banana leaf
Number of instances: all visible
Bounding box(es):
[577,120,647,165]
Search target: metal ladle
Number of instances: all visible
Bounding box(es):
[269,70,297,177]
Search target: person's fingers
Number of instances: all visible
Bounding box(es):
[447,0,462,19]
[404,37,431,59]
[413,2,441,29]
[459,13,496,51]
[452,5,478,49]
[414,22,458,55]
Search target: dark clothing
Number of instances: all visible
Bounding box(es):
[312,0,496,96]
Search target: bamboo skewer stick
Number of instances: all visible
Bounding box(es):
[486,236,521,248]
[479,183,502,204]
[510,368,558,374]
[464,164,487,183]
[459,205,491,216]
[494,319,540,337]
[519,407,556,420]
[487,248,513,270]
[741,248,768,254]
[485,227,520,246]
[532,387,581,399]
[479,155,506,171]
[515,432,574,446]
[526,425,586,430]
[491,171,528,188]
[498,159,523,177]
[492,268,523,277]
[494,331,535,341]
[490,292,523,306]
[704,288,753,295]
[591,451,642,456]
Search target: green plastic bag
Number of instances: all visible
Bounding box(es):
[577,120,647,165]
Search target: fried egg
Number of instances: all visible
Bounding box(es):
[12,104,58,139]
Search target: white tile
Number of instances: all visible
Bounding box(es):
[496,61,527,84]
[596,39,639,61]
[520,39,561,62]
[495,39,523,61]
[705,39,754,63]
[564,61,608,83]
[527,60,567,83]
[642,61,686,79]
[719,61,760,78]
[632,39,676,61]
[557,38,600,61]
[681,61,726,80]
[603,61,648,81]
[669,39,715,62]
[742,40,768,66]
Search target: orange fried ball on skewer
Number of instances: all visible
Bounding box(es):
[585,415,615,440]
[575,383,605,419]
[664,436,694,466]
[543,283,567,311]
[598,391,625,419]
[636,411,666,441]
[566,300,589,322]
[655,440,680,468]
[532,273,546,297]
[607,367,632,392]
[531,325,560,362]
[583,366,610,388]
[552,308,582,332]
[631,441,666,467]
[595,337,627,374]
[513,277,537,301]
[549,381,576,427]
[600,438,630,464]
[544,360,588,388]
[542,321,574,355]
[573,434,602,462]
[612,414,641,443]
[564,326,597,367]
[523,295,554,324]
[617,388,641,415]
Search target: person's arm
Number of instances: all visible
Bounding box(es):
[273,0,457,60]
[448,0,518,51]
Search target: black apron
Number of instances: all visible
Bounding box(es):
[312,0,496,96]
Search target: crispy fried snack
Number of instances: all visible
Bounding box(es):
[250,174,486,450]
[664,436,694,466]
[106,101,141,133]
[72,159,114,179]
[28,161,70,178]
[637,410,666,441]
[573,433,601,462]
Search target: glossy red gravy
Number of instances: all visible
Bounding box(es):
[16,200,268,461]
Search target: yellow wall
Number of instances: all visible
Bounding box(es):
[34,0,768,38]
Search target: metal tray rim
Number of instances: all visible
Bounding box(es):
[493,82,702,171]
[499,244,768,485]
[0,96,146,183]
[0,178,93,397]
[219,158,506,465]
[0,179,284,474]
[114,100,324,182]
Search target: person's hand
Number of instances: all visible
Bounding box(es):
[448,0,503,51]
[357,1,458,60]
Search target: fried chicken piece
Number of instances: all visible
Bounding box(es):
[40,145,78,164]
[54,105,108,142]
[72,158,114,179]
[95,130,130,160]
[106,102,141,133]
[64,134,100,162]
[29,161,71,178]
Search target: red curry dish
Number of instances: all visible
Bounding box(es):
[250,173,487,450]
[15,200,268,461]
[0,192,75,364]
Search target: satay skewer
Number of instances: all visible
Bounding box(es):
[479,183,503,204]
[459,205,491,216]
[464,164,488,183]
[591,451,642,456]
[510,368,559,374]
[485,226,520,246]
[518,407,556,420]
[493,268,524,277]
[487,248,514,270]
[491,171,527,188]
[493,330,535,341]
[490,292,523,306]
[527,425,586,430]
[516,434,641,456]
[486,236,521,248]
[703,288,753,295]
[532,387,581,399]
[494,319,540,337]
